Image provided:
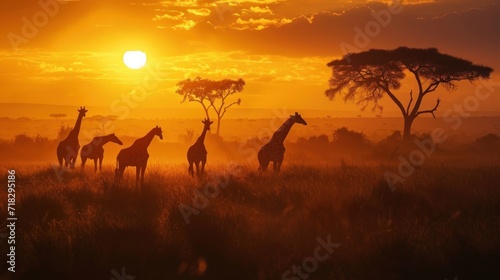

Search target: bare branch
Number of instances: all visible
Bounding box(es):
[378,82,408,117]
[423,81,440,95]
[416,98,441,119]
[406,90,413,114]
[221,99,241,118]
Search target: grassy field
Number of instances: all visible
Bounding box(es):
[1,162,500,280]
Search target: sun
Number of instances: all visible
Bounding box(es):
[123,50,147,69]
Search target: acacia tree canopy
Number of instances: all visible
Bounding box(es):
[326,47,493,140]
[176,77,245,135]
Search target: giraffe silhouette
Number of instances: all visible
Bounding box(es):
[258,112,307,172]
[56,106,87,169]
[115,126,163,186]
[187,118,213,177]
[81,133,123,172]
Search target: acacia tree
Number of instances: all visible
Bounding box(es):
[176,77,245,135]
[176,77,213,119]
[326,47,493,140]
[208,78,244,135]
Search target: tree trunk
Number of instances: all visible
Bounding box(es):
[403,116,414,141]
[216,117,221,136]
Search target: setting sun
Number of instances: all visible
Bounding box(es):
[123,50,147,69]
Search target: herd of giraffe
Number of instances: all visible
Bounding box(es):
[56,107,307,185]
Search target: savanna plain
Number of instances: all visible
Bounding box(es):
[1,116,500,280]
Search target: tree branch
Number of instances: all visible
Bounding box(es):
[221,99,241,119]
[422,81,440,95]
[379,82,408,117]
[406,90,413,114]
[408,70,426,118]
[416,98,441,119]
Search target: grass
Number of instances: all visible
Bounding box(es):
[1,162,500,279]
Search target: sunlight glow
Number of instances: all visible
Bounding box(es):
[123,51,147,69]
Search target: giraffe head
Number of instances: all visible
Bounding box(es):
[290,112,307,125]
[78,106,88,117]
[202,118,213,131]
[153,125,163,140]
[109,133,123,145]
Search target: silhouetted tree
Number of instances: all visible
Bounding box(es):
[90,115,119,135]
[50,113,66,127]
[176,77,213,119]
[208,78,244,135]
[475,133,500,150]
[332,127,368,148]
[50,113,66,119]
[14,134,34,145]
[58,124,72,140]
[326,47,493,140]
[176,77,245,135]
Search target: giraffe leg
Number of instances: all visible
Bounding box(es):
[274,154,284,172]
[57,146,63,167]
[70,156,76,169]
[135,166,140,186]
[64,155,70,168]
[259,159,269,171]
[201,160,206,176]
[81,156,87,170]
[195,162,200,176]
[98,157,103,172]
[116,166,125,180]
[93,159,98,172]
[188,162,194,177]
[273,161,278,172]
[276,159,283,172]
[141,162,147,186]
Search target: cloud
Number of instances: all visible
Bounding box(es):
[187,8,212,16]
[159,0,199,8]
[233,17,291,30]
[153,11,186,21]
[242,6,274,15]
[174,19,197,30]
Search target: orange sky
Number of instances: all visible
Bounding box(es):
[0,0,499,119]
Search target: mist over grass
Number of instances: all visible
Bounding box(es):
[1,162,499,279]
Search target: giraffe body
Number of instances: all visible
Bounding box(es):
[258,112,307,172]
[115,126,163,187]
[57,107,87,169]
[187,118,213,177]
[81,133,123,172]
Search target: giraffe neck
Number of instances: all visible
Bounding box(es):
[136,129,156,149]
[271,118,295,144]
[196,127,208,145]
[93,135,112,146]
[69,113,84,138]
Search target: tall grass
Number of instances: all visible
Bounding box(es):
[1,162,499,279]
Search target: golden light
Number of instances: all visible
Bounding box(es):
[123,50,147,69]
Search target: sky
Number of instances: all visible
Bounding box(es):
[0,0,499,119]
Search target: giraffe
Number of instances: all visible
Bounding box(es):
[115,126,163,186]
[81,133,123,172]
[187,118,213,177]
[258,112,307,172]
[56,106,88,169]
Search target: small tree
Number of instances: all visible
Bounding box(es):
[326,47,493,140]
[176,77,245,135]
[208,78,244,135]
[176,77,213,119]
[50,113,66,127]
